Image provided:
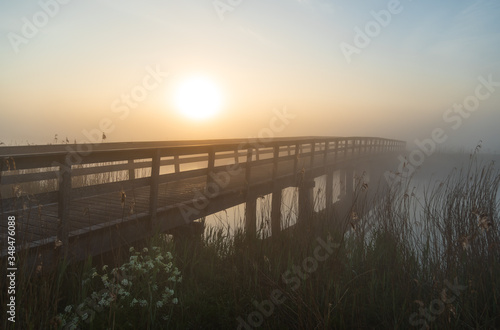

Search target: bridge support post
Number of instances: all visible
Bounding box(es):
[298,179,315,224]
[271,145,281,238]
[245,195,257,239]
[325,168,334,217]
[149,150,161,232]
[271,188,281,237]
[57,163,71,253]
[334,168,355,222]
[345,169,354,199]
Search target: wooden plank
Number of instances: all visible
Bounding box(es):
[71,177,150,200]
[245,149,253,189]
[206,149,215,187]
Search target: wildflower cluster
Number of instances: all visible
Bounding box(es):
[58,246,182,329]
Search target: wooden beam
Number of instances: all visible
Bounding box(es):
[271,188,281,237]
[148,149,161,230]
[206,148,215,187]
[245,148,253,188]
[128,159,135,180]
[245,195,256,239]
[325,167,334,216]
[174,155,180,173]
[298,179,315,224]
[310,142,316,169]
[57,163,71,252]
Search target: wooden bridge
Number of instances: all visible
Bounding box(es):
[0,136,405,270]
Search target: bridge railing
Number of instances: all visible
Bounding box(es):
[0,137,405,245]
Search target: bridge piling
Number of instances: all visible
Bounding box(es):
[298,179,315,224]
[57,162,71,252]
[148,150,161,231]
[271,188,281,237]
[325,168,334,217]
[245,194,257,239]
[271,146,281,238]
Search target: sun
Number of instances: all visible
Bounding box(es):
[173,76,223,120]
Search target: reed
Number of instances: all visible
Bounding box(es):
[1,151,499,329]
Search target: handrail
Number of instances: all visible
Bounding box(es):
[0,137,406,197]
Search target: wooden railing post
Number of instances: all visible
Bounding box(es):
[57,163,71,252]
[128,159,135,180]
[334,140,339,161]
[272,145,279,180]
[149,149,161,230]
[174,155,180,173]
[323,140,330,167]
[206,148,215,188]
[293,143,300,176]
[310,142,316,169]
[234,149,239,165]
[245,148,253,189]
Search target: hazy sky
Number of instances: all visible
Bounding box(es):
[1,0,499,152]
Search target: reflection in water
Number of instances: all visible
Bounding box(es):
[203,172,345,238]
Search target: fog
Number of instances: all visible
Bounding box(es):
[1,0,499,153]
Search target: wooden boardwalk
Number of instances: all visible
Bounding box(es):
[0,136,405,268]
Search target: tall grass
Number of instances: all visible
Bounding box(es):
[1,152,499,329]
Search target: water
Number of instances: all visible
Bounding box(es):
[203,152,500,243]
[203,171,350,237]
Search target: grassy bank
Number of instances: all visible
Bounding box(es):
[2,154,499,329]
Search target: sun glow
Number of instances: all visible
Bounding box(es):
[173,76,223,120]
